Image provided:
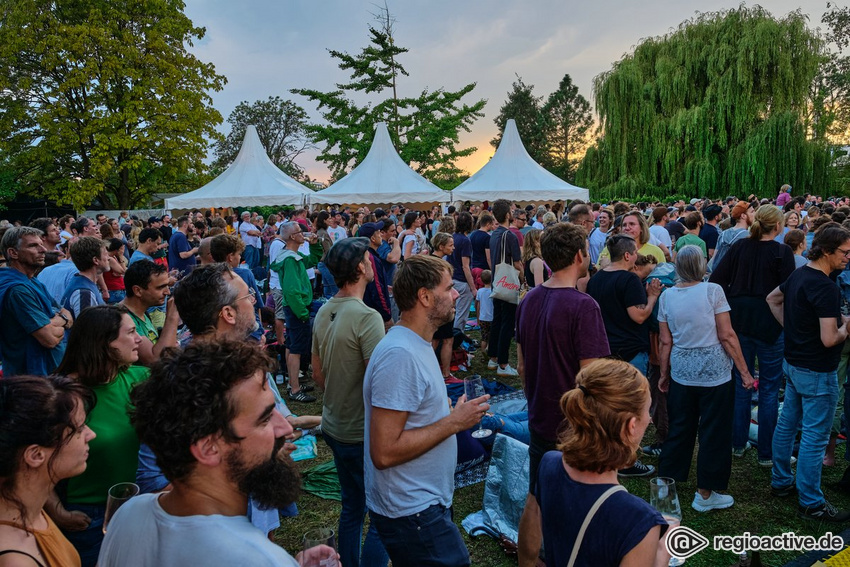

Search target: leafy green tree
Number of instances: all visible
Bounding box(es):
[0,0,226,210]
[576,6,829,201]
[540,74,593,182]
[490,75,547,165]
[292,7,485,185]
[214,97,313,180]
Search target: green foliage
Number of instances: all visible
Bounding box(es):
[540,74,593,182]
[214,97,312,180]
[576,6,829,200]
[291,7,486,184]
[0,0,226,210]
[490,75,547,162]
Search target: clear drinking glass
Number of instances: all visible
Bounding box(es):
[464,375,492,439]
[650,477,684,566]
[301,527,337,567]
[102,482,139,534]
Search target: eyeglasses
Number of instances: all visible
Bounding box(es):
[836,248,850,258]
[237,288,257,304]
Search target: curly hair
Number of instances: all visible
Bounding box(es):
[558,359,649,474]
[129,340,274,483]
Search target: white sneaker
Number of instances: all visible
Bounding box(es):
[487,359,498,370]
[692,491,734,512]
[497,364,519,377]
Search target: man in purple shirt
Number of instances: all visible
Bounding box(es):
[515,222,610,567]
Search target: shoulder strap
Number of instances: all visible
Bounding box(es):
[0,550,46,567]
[567,484,627,567]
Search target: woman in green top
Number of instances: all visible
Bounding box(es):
[50,305,146,567]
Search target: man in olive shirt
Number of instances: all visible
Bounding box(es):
[311,237,388,567]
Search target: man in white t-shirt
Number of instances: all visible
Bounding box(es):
[649,206,673,260]
[327,212,348,244]
[238,211,263,269]
[268,229,287,350]
[98,340,332,567]
[364,255,489,566]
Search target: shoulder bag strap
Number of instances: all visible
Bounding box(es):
[567,484,627,567]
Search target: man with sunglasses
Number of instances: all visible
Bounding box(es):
[767,224,850,521]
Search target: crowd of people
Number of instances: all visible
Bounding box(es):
[2,186,850,566]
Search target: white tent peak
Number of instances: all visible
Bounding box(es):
[452,118,589,203]
[165,125,311,210]
[311,122,449,206]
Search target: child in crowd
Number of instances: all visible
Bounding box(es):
[475,269,494,353]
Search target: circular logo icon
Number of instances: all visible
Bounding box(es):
[665,526,709,559]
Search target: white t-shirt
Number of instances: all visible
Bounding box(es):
[364,326,456,518]
[649,224,673,249]
[239,220,261,248]
[268,239,285,290]
[587,228,609,265]
[402,234,420,257]
[476,287,494,322]
[328,226,347,244]
[298,240,315,279]
[98,493,298,567]
[532,221,545,230]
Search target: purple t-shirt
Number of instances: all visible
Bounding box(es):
[516,286,610,441]
[449,233,472,282]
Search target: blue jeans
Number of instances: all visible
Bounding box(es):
[61,502,105,567]
[317,261,339,299]
[323,434,388,567]
[732,333,783,460]
[106,289,126,305]
[479,412,530,446]
[772,361,839,507]
[370,504,469,567]
[242,244,261,269]
[628,351,649,377]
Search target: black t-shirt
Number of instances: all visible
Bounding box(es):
[490,226,521,272]
[665,220,685,242]
[586,269,649,361]
[469,229,491,270]
[709,238,795,343]
[699,224,720,251]
[780,266,843,372]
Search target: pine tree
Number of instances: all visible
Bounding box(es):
[490,76,547,165]
[540,74,593,182]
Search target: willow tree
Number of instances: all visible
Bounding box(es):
[576,7,829,200]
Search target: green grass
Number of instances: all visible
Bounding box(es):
[274,332,850,567]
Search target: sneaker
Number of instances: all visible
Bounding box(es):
[770,484,796,498]
[497,364,519,377]
[732,443,751,458]
[617,460,656,478]
[641,443,663,457]
[443,374,463,385]
[758,456,796,468]
[799,500,850,522]
[692,491,734,512]
[487,359,499,370]
[288,389,316,403]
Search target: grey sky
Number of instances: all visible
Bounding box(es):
[185,0,827,183]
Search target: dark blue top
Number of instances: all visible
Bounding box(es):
[167,231,196,276]
[534,451,666,567]
[469,229,491,271]
[489,226,521,272]
[449,233,472,282]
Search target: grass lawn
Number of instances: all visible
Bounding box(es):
[274,329,850,567]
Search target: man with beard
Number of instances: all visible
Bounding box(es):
[98,340,326,566]
[0,226,70,376]
[364,255,490,567]
[312,237,388,567]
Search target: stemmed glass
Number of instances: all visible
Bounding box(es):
[301,527,337,567]
[102,482,139,534]
[464,375,492,439]
[649,477,684,566]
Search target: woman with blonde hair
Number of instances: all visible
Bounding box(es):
[774,210,798,243]
[521,229,549,287]
[597,211,666,268]
[533,359,669,566]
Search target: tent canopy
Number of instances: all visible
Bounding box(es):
[311,122,449,206]
[452,119,589,203]
[165,125,311,210]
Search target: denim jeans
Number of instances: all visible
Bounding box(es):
[61,502,105,567]
[242,244,261,270]
[452,280,474,331]
[628,351,649,377]
[323,434,388,567]
[479,411,530,446]
[772,361,839,507]
[317,261,339,299]
[370,504,469,567]
[732,333,783,460]
[106,289,126,305]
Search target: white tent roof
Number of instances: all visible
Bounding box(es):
[452,119,589,203]
[311,122,449,205]
[165,125,311,210]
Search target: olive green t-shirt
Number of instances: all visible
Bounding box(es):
[312,296,384,444]
[66,365,150,505]
[674,233,708,258]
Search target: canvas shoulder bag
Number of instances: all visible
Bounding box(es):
[567,484,627,567]
[491,230,521,304]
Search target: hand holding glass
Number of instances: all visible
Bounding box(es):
[464,375,492,439]
[649,477,684,566]
[300,527,338,567]
[103,482,139,534]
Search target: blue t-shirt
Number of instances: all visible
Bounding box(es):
[0,275,65,376]
[167,231,196,275]
[469,229,491,271]
[129,250,154,265]
[449,233,472,282]
[376,241,397,285]
[535,451,666,567]
[61,273,105,318]
[36,259,79,303]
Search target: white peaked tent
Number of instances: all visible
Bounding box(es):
[165,125,312,210]
[311,122,449,206]
[452,119,589,203]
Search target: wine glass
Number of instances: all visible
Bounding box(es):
[102,482,139,534]
[464,375,492,439]
[301,527,337,567]
[649,477,684,566]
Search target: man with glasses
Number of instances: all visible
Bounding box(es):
[767,224,850,521]
[270,222,324,402]
[209,234,264,343]
[509,209,527,249]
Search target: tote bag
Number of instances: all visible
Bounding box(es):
[491,231,521,304]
